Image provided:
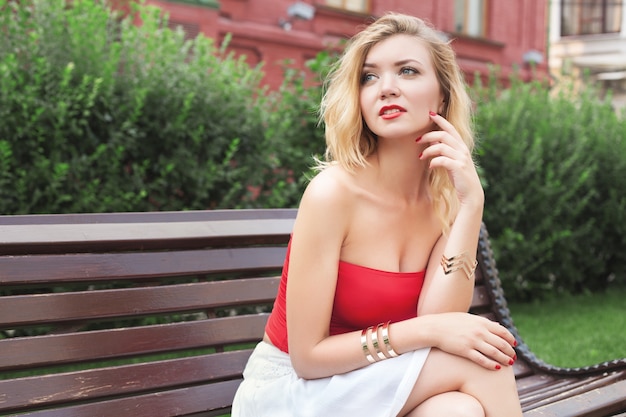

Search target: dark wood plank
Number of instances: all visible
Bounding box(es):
[0,315,268,370]
[522,379,626,417]
[0,350,251,413]
[0,218,294,255]
[0,247,287,285]
[521,372,626,411]
[10,380,242,417]
[0,208,298,225]
[521,376,599,409]
[516,373,562,394]
[0,277,280,327]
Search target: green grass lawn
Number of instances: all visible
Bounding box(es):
[508,286,626,368]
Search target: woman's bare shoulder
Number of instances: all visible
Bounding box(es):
[293,165,360,238]
[301,165,356,208]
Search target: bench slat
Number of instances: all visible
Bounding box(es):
[520,371,626,411]
[0,350,251,414]
[11,380,242,417]
[516,373,563,394]
[0,208,298,225]
[0,247,286,284]
[521,376,596,408]
[0,218,293,255]
[0,278,279,327]
[0,315,268,370]
[523,378,626,417]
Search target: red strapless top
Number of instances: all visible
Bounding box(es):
[265,241,425,353]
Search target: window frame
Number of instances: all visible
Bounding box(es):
[560,0,623,37]
[454,0,489,38]
[322,0,370,14]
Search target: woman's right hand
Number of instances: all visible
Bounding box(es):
[423,312,517,370]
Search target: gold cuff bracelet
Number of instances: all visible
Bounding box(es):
[381,321,399,358]
[370,325,387,361]
[441,251,478,280]
[361,327,376,363]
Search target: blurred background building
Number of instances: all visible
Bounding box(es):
[144,0,549,89]
[550,0,626,109]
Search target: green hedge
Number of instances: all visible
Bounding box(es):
[474,74,626,300]
[0,0,283,213]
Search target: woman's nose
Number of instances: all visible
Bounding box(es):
[379,74,399,99]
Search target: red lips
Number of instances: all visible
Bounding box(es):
[379,105,406,119]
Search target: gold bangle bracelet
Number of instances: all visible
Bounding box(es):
[441,251,478,280]
[381,321,399,358]
[371,324,387,361]
[361,327,376,363]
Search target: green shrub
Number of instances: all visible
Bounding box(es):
[259,52,334,207]
[474,72,626,300]
[0,0,279,213]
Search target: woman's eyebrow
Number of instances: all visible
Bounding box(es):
[362,59,424,69]
[395,59,424,67]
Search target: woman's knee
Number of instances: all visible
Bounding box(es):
[407,392,485,417]
[427,348,516,387]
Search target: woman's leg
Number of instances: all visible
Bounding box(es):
[398,348,522,417]
[404,391,485,417]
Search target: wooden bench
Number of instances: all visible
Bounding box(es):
[1,208,624,417]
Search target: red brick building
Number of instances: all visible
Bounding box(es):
[145,0,548,89]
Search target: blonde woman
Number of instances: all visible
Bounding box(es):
[232,12,522,417]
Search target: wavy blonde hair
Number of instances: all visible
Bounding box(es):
[318,12,474,231]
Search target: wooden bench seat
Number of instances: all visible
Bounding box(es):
[1,208,624,416]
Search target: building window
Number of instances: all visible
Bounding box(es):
[561,0,623,36]
[455,0,487,37]
[324,0,369,13]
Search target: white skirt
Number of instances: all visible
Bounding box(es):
[232,341,431,417]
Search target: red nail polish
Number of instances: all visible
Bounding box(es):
[429,111,437,116]
[513,354,517,360]
[415,136,422,142]
[508,359,515,366]
[418,152,423,159]
[495,364,501,370]
[514,340,518,347]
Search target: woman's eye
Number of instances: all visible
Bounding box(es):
[400,67,418,76]
[361,73,376,84]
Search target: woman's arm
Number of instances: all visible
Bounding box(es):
[286,168,366,379]
[417,202,483,315]
[417,112,485,315]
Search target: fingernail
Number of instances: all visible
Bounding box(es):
[514,340,518,347]
[508,359,515,366]
[429,111,437,116]
[513,354,517,360]
[415,136,422,142]
[495,364,501,370]
[418,152,423,159]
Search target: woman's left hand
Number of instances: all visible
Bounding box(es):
[418,112,484,208]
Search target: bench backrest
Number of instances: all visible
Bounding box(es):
[0,208,514,416]
[0,209,296,416]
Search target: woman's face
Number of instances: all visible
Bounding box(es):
[359,34,444,141]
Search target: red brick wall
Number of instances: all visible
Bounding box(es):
[144,0,548,89]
